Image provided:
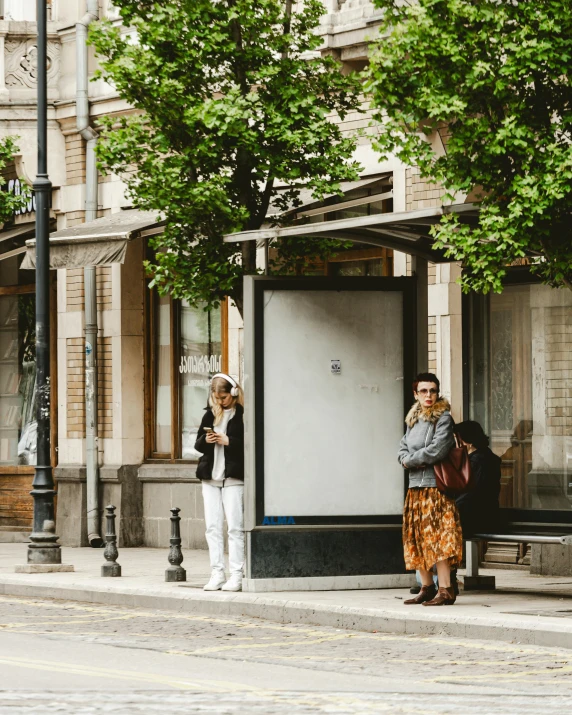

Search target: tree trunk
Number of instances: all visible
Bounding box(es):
[242,239,257,275]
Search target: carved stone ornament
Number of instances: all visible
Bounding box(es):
[5,37,60,89]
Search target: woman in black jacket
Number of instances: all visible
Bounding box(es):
[194,373,244,592]
[454,421,502,538]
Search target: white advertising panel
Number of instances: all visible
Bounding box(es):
[263,290,404,516]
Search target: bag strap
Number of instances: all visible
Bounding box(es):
[431,411,461,448]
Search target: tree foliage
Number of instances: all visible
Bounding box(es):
[366,0,572,293]
[90,0,362,310]
[0,137,30,224]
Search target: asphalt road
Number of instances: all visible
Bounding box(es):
[0,595,571,713]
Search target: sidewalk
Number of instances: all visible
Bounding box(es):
[1,544,572,650]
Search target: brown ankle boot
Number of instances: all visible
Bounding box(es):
[404,584,437,605]
[423,586,456,606]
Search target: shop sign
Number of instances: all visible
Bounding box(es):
[7,179,35,216]
[262,516,297,525]
[179,353,222,387]
[179,354,222,375]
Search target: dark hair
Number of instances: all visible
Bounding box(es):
[454,420,489,450]
[412,372,440,394]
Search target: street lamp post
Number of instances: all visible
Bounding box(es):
[27,0,60,566]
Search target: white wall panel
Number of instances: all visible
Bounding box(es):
[263,290,404,516]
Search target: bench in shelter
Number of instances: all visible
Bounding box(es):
[463,532,572,590]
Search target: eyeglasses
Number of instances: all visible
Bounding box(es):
[417,388,438,396]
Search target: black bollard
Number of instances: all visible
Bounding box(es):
[165,507,186,582]
[101,505,121,577]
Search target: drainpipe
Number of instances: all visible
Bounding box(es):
[83,265,101,547]
[77,1,99,223]
[77,0,103,547]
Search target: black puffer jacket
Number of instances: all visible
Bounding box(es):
[194,404,244,481]
[455,447,501,538]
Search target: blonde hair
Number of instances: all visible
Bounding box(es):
[209,375,244,425]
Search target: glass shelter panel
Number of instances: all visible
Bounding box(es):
[469,284,572,510]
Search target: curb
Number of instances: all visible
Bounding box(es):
[0,577,570,650]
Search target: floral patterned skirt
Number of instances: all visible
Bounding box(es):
[402,487,463,571]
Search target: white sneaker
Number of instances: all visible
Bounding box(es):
[221,574,242,592]
[203,572,226,591]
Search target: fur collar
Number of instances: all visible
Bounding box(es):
[405,397,451,427]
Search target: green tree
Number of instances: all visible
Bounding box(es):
[0,137,30,223]
[366,0,572,293]
[90,0,362,311]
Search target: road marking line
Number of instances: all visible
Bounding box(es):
[0,597,365,635]
[1,595,571,661]
[389,657,572,666]
[426,664,572,683]
[0,655,257,692]
[166,632,362,656]
[0,614,143,630]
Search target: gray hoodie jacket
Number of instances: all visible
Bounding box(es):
[398,398,455,489]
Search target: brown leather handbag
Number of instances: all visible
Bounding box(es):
[434,434,474,496]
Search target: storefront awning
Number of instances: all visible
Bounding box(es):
[224,203,479,262]
[0,222,37,263]
[20,209,165,269]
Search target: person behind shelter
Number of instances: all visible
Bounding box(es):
[398,372,463,606]
[194,373,245,592]
[454,421,502,538]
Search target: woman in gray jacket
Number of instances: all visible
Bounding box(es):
[398,372,463,606]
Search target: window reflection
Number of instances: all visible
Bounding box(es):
[469,283,572,510]
[180,302,222,459]
[0,293,36,465]
[154,295,171,454]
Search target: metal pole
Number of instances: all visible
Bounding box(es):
[466,540,479,578]
[28,0,61,565]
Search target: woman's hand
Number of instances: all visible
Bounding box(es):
[212,433,229,446]
[205,432,218,444]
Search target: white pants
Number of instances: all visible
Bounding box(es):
[202,482,244,577]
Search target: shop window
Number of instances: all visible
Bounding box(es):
[331,258,385,277]
[0,256,37,466]
[327,247,393,277]
[2,0,44,21]
[467,282,572,511]
[147,291,227,461]
[0,291,36,465]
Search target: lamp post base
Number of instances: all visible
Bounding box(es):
[15,563,74,573]
[26,542,63,565]
[26,519,64,566]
